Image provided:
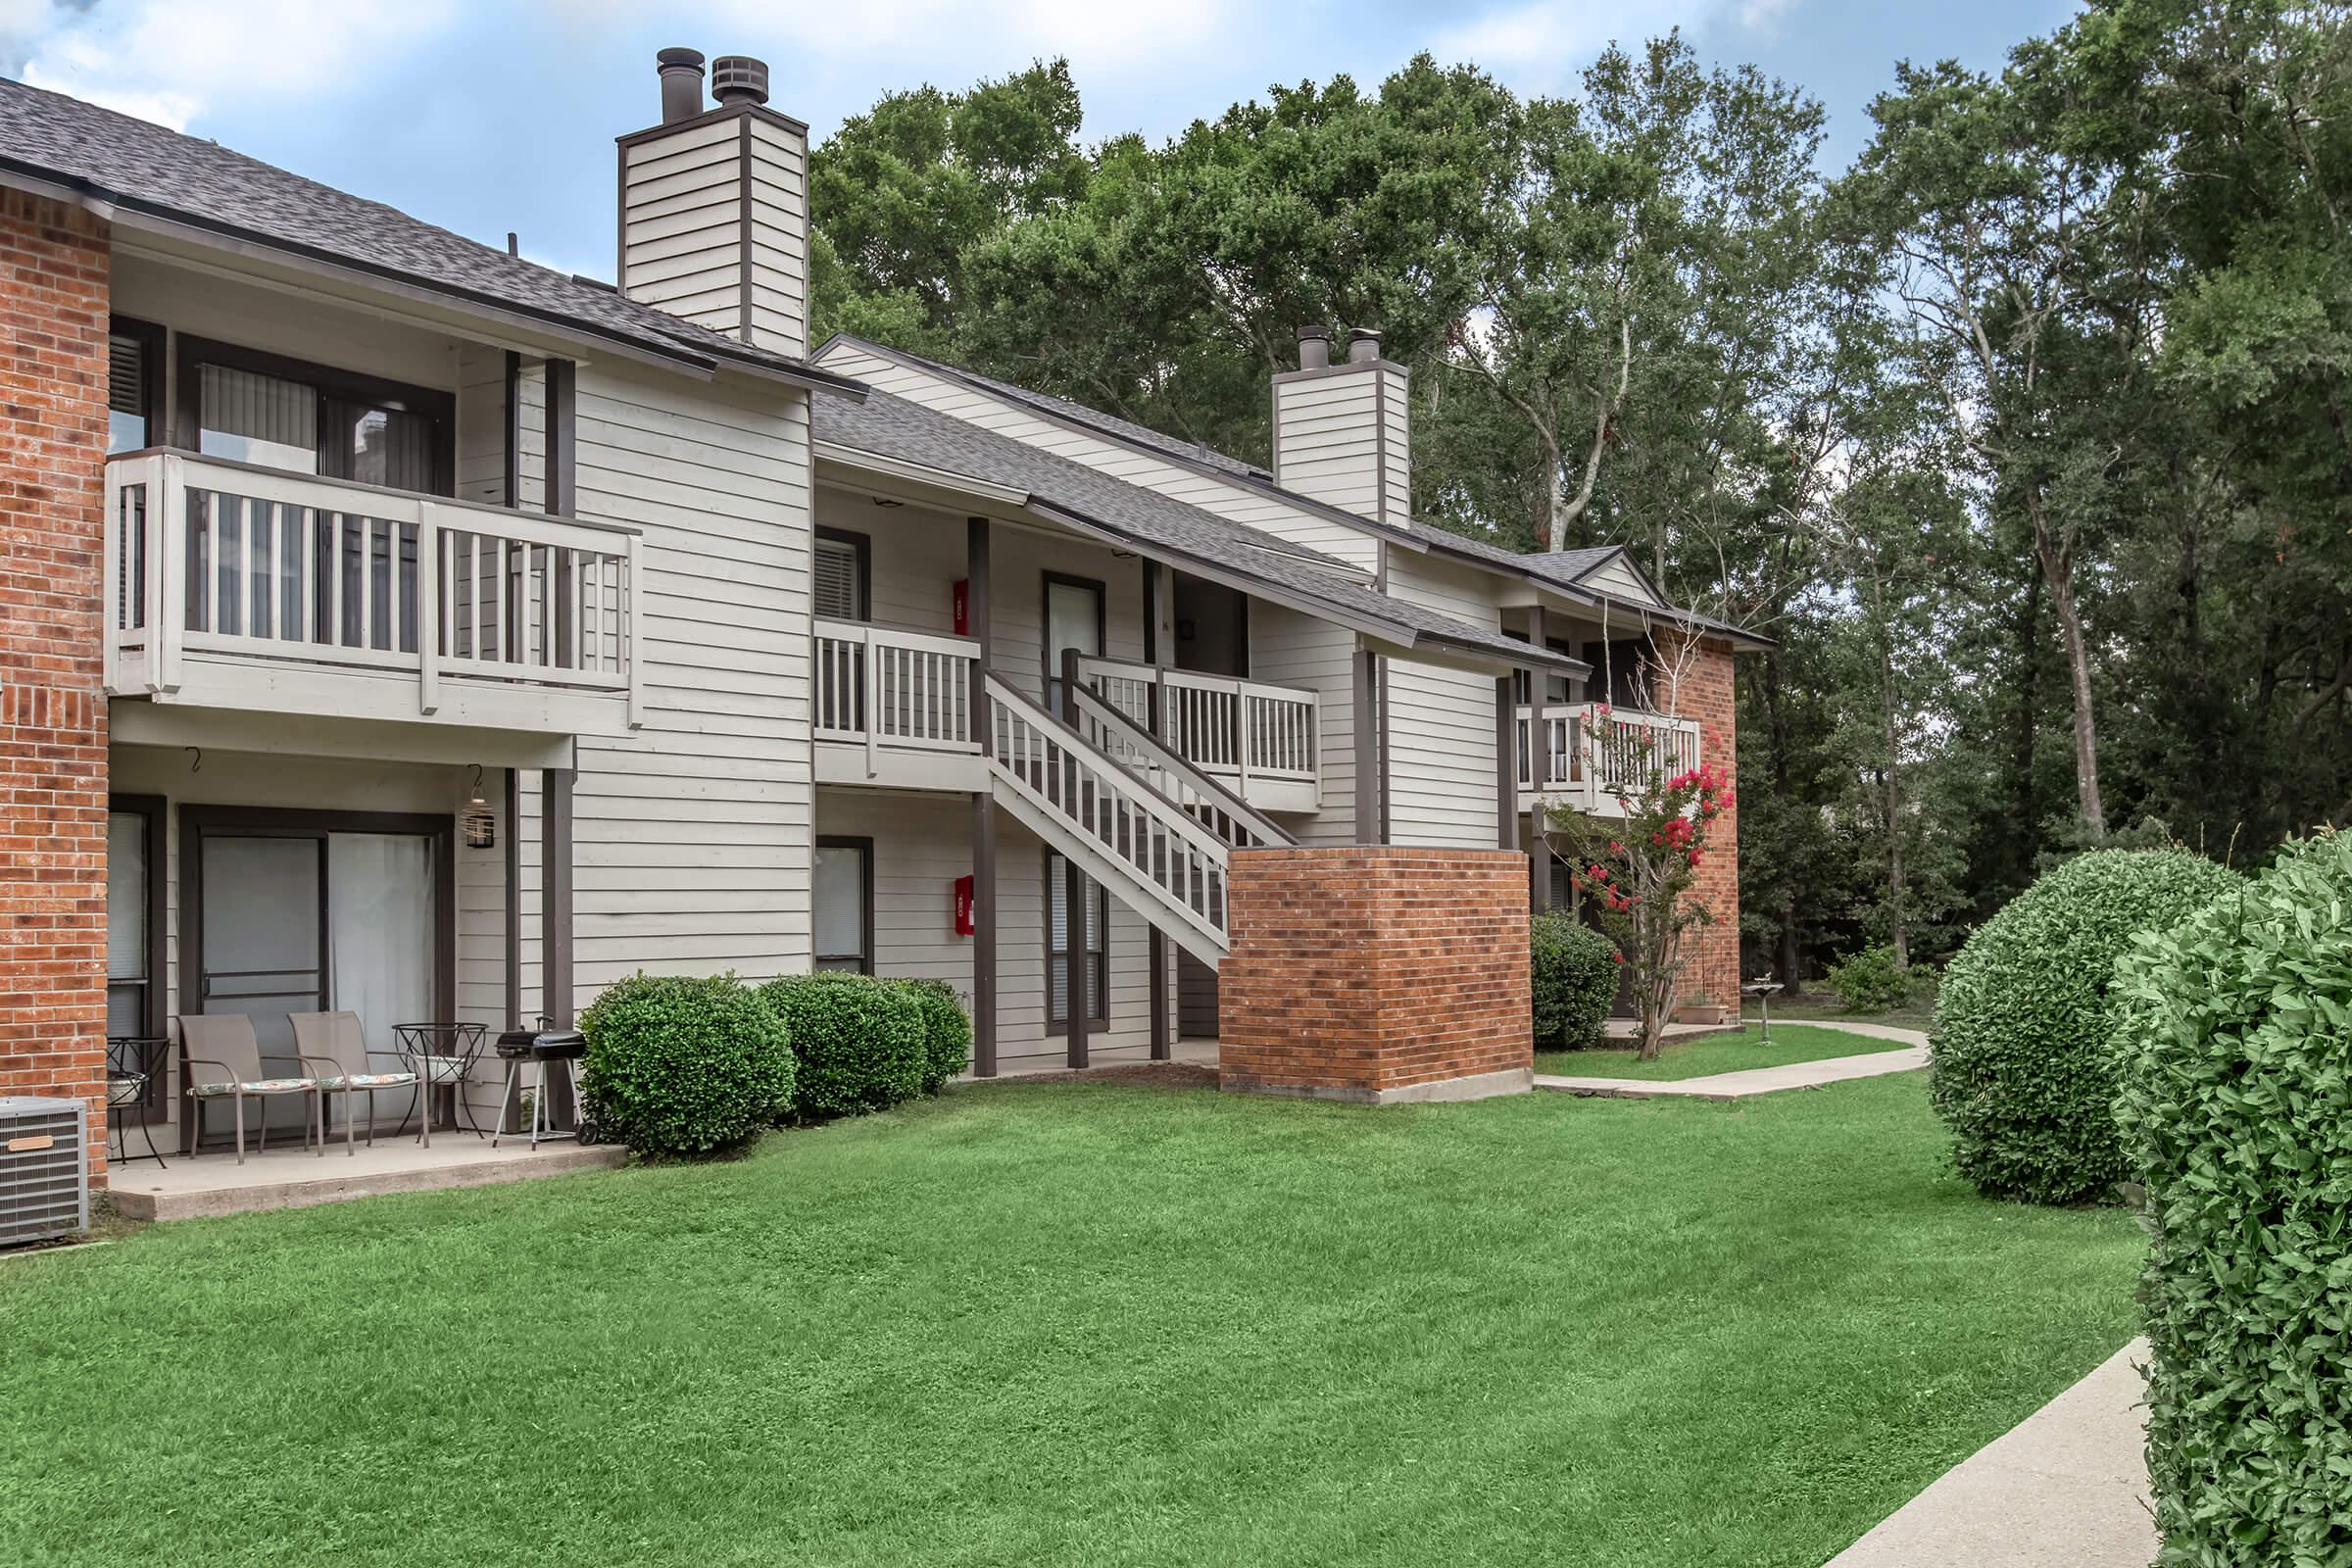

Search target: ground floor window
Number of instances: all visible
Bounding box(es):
[814,837,872,973]
[1046,852,1107,1029]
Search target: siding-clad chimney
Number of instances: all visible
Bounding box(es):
[1271,325,1410,529]
[617,48,810,358]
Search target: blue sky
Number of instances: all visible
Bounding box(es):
[3,0,2074,282]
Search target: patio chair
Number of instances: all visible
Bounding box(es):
[177,1013,321,1165]
[290,1011,422,1157]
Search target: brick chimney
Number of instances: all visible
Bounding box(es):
[616,48,810,358]
[1271,325,1411,530]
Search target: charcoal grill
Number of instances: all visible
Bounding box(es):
[490,1025,600,1150]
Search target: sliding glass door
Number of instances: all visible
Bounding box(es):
[182,808,452,1150]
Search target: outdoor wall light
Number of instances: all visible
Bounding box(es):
[464,764,497,851]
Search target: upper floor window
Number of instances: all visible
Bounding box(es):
[178,334,453,496]
[814,528,867,622]
[107,318,163,455]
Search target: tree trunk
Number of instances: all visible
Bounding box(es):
[2028,494,2105,838]
[1878,635,1908,970]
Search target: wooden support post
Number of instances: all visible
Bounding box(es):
[1496,674,1520,851]
[1064,855,1090,1069]
[503,766,522,1027]
[544,359,576,517]
[967,515,997,1077]
[1353,645,1384,845]
[540,765,575,1027]
[1144,559,1171,1060]
[1527,605,1550,909]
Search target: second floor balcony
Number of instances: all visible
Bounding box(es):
[808,620,1322,813]
[1518,702,1702,820]
[104,450,641,736]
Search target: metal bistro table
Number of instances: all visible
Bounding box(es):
[391,1022,490,1143]
[105,1035,171,1168]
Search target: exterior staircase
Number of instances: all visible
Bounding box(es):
[982,674,1292,966]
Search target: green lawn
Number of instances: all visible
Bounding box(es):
[1537,1022,1918,1081]
[0,1072,2137,1567]
[1746,991,1940,1033]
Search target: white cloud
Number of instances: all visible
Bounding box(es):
[1434,0,1797,86]
[691,0,1238,69]
[9,0,458,130]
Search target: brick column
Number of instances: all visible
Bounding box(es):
[1218,847,1531,1103]
[1660,632,1740,1020]
[1,190,112,1179]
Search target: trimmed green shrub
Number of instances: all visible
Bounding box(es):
[579,971,794,1156]
[759,972,926,1118]
[900,979,973,1093]
[2114,834,2352,1566]
[1824,944,1913,1013]
[1532,912,1619,1052]
[1930,847,2241,1204]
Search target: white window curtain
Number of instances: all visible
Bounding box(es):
[105,811,147,1036]
[199,365,318,473]
[328,833,434,1058]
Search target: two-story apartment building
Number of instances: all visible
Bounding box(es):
[0,50,1758,1186]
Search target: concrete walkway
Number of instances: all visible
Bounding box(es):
[1534,1020,1931,1102]
[1826,1339,2157,1567]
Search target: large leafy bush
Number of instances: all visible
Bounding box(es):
[759,972,927,1118]
[1930,847,2241,1203]
[579,972,794,1156]
[1531,912,1619,1052]
[2114,833,2352,1566]
[1824,944,1912,1013]
[899,979,973,1093]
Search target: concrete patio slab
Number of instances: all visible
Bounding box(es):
[108,1138,625,1221]
[1825,1338,2156,1568]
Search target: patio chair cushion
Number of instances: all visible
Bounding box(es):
[189,1077,315,1097]
[316,1071,418,1092]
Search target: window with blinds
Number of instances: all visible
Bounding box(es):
[108,332,150,454]
[814,534,863,622]
[199,364,320,473]
[1047,853,1108,1026]
[813,842,870,973]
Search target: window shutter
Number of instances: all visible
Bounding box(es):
[814,537,860,621]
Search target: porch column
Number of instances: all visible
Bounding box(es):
[1527,604,1552,910]
[504,766,522,1027]
[1495,674,1519,851]
[967,515,997,1077]
[1064,855,1090,1069]
[1143,559,1172,1061]
[1353,646,1384,846]
[541,766,575,1027]
[544,358,576,516]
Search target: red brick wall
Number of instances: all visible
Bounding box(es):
[1,189,112,1180]
[1659,633,1740,1017]
[1218,847,1532,1102]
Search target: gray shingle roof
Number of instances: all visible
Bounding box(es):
[0,76,858,393]
[814,387,1586,673]
[1528,546,1627,580]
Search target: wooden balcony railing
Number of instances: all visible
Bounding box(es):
[103,450,641,730]
[812,618,984,776]
[1518,702,1701,816]
[1075,656,1319,810]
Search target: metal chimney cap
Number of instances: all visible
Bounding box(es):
[711,56,771,107]
[1346,328,1383,365]
[1298,324,1334,370]
[656,48,707,124]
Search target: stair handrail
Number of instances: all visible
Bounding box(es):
[1067,681,1295,849]
[983,673,1233,957]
